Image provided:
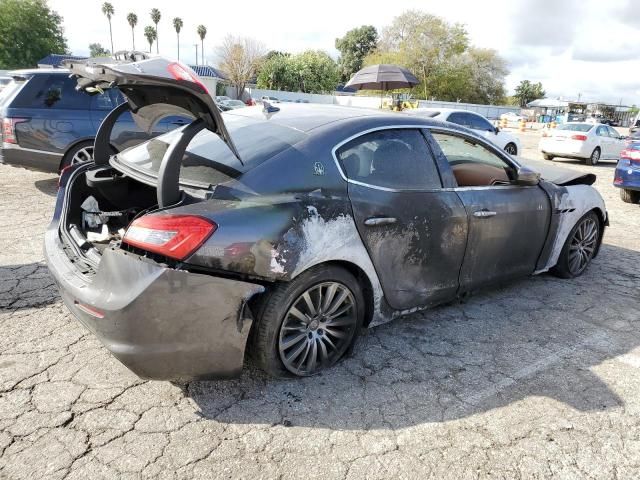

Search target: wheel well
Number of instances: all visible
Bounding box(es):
[58,139,118,171]
[590,207,607,258]
[322,260,375,328]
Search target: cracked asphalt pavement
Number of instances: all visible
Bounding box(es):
[1,132,640,479]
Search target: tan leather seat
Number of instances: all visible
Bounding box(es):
[451,162,510,187]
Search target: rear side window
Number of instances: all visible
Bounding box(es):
[336,129,441,190]
[13,74,91,109]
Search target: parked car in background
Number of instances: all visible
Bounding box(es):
[220,99,246,110]
[614,132,640,203]
[500,111,526,123]
[215,95,231,103]
[261,95,280,103]
[0,69,189,173]
[630,115,640,134]
[408,108,521,155]
[47,56,607,381]
[539,122,626,165]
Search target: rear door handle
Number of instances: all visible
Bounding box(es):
[364,217,397,226]
[473,210,497,218]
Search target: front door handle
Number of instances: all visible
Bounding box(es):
[473,210,497,218]
[364,217,397,226]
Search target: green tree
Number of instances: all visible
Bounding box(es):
[144,25,156,53]
[257,50,340,94]
[126,12,137,50]
[197,25,207,65]
[150,8,161,53]
[0,0,67,69]
[89,42,110,57]
[335,25,378,81]
[514,80,546,107]
[173,17,183,60]
[101,2,114,54]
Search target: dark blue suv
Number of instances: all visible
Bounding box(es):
[0,69,189,173]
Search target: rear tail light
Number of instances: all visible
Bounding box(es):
[2,117,28,144]
[167,62,209,94]
[123,214,216,261]
[571,134,588,141]
[620,148,640,166]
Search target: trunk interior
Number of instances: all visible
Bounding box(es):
[62,166,158,269]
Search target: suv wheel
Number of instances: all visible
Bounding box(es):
[60,141,94,170]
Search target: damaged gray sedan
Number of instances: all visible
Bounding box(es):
[45,55,608,380]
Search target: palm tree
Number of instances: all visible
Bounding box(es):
[144,26,157,53]
[197,25,207,65]
[173,17,183,60]
[126,13,138,50]
[101,2,115,55]
[150,8,161,53]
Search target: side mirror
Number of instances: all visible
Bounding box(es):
[515,166,540,186]
[494,127,500,134]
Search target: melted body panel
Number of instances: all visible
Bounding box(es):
[348,184,467,310]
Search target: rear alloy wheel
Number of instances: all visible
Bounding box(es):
[552,211,600,278]
[620,189,640,204]
[251,265,364,377]
[504,143,517,155]
[586,147,600,166]
[61,141,94,170]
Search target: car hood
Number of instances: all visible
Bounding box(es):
[65,53,240,160]
[519,158,596,186]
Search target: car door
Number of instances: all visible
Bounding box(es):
[427,129,551,292]
[335,128,468,310]
[595,125,612,158]
[607,126,625,158]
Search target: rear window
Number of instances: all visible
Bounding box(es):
[118,112,307,186]
[0,80,24,106]
[12,74,92,109]
[557,124,593,132]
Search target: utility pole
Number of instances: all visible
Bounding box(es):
[194,44,199,66]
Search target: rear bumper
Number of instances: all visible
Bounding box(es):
[614,160,640,191]
[44,225,265,381]
[539,139,591,158]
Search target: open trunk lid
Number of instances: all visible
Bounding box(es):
[65,52,240,161]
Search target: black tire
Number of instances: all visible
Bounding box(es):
[504,143,518,156]
[551,211,601,279]
[250,264,365,377]
[60,140,95,171]
[585,147,600,166]
[620,189,640,204]
[543,153,554,161]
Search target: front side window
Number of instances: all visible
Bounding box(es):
[337,129,441,190]
[467,114,494,131]
[431,132,515,187]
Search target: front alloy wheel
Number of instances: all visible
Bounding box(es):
[567,216,599,276]
[552,212,600,278]
[278,282,357,376]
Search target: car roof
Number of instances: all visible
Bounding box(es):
[226,103,393,133]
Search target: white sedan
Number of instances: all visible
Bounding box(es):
[539,122,626,165]
[407,108,521,156]
[500,111,527,123]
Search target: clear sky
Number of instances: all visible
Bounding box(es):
[48,0,640,105]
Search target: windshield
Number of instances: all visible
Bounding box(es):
[558,124,593,132]
[117,112,307,187]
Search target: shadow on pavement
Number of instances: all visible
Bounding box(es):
[186,243,639,430]
[34,178,59,197]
